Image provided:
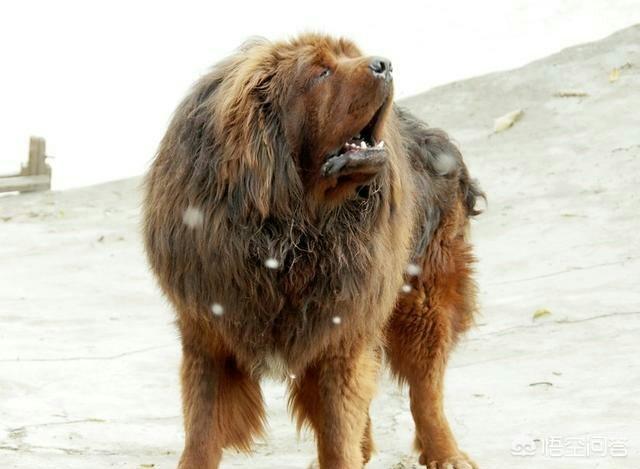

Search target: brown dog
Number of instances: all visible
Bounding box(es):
[143,33,482,469]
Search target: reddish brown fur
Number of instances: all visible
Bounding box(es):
[386,200,478,468]
[143,33,482,469]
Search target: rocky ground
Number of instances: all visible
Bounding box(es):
[1,25,639,468]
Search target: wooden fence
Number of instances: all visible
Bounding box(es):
[0,137,51,193]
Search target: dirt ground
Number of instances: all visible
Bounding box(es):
[1,25,639,468]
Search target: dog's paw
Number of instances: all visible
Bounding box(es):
[419,454,478,469]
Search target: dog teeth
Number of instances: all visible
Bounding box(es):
[343,140,378,151]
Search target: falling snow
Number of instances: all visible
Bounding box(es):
[406,263,422,276]
[401,284,412,293]
[432,152,458,175]
[289,373,296,380]
[182,206,203,228]
[211,303,224,316]
[264,257,280,269]
[332,316,342,325]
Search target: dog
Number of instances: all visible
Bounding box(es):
[143,33,482,469]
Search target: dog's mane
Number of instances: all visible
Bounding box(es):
[143,37,413,370]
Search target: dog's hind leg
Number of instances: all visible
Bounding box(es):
[289,342,379,469]
[386,307,475,468]
[178,341,265,469]
[385,217,478,468]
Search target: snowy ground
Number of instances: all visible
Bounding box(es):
[1,25,639,468]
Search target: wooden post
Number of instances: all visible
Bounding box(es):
[0,136,52,193]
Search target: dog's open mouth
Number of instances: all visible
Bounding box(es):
[327,104,387,160]
[321,104,388,178]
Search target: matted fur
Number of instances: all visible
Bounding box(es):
[143,33,482,469]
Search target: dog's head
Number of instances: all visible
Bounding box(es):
[175,34,397,219]
[275,35,394,200]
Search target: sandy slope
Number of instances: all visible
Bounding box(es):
[1,25,639,468]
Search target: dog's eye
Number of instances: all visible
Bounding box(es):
[307,67,332,89]
[317,67,332,80]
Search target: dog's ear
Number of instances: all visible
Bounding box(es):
[213,55,302,221]
[163,48,302,223]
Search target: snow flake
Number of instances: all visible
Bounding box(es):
[406,263,422,276]
[433,152,458,175]
[211,303,224,316]
[182,206,203,228]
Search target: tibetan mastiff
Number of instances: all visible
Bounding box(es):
[143,33,483,469]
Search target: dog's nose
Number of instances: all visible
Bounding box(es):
[369,57,393,80]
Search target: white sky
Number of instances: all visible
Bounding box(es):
[1,0,638,189]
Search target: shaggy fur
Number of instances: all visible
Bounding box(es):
[143,34,482,469]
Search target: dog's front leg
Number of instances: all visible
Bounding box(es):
[178,339,265,469]
[290,341,379,469]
